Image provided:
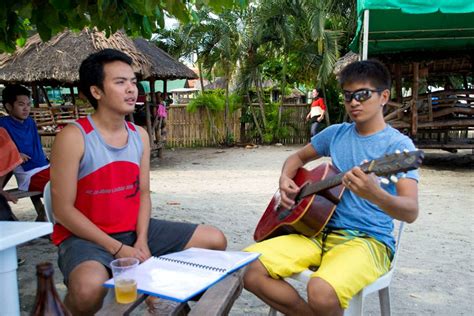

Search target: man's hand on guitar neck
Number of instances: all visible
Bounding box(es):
[343,166,385,202]
[279,175,300,209]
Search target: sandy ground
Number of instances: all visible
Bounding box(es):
[10,146,474,315]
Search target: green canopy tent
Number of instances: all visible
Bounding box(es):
[348,1,474,150]
[350,0,474,58]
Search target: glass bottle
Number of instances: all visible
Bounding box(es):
[31,262,71,316]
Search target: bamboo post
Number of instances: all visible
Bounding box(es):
[40,86,52,107]
[395,64,402,103]
[31,84,40,107]
[69,86,76,105]
[411,62,419,136]
[146,79,155,146]
[427,92,433,122]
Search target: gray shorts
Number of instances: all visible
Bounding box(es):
[57,218,197,285]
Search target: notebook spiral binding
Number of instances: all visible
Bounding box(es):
[157,256,227,273]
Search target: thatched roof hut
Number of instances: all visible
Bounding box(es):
[0,28,196,85]
[133,38,197,80]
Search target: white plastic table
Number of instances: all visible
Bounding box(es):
[0,221,53,316]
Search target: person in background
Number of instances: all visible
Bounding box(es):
[50,49,227,314]
[244,60,419,315]
[0,85,50,193]
[306,88,327,137]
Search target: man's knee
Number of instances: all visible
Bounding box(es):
[189,225,227,250]
[243,260,266,292]
[307,277,341,314]
[66,262,109,313]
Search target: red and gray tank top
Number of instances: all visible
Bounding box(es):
[52,116,143,245]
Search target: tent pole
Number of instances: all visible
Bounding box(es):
[362,10,370,60]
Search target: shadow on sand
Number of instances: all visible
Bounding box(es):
[421,150,474,170]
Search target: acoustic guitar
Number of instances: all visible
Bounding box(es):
[253,150,424,242]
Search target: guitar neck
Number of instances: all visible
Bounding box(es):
[299,172,345,199]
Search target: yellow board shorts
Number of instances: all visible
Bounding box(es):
[244,230,392,309]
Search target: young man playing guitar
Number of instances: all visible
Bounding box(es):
[244,60,420,315]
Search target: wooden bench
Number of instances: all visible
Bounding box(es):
[97,268,246,316]
[4,188,45,221]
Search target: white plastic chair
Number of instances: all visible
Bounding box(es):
[268,221,405,316]
[43,181,55,224]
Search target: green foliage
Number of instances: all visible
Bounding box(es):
[322,76,346,124]
[243,102,294,144]
[187,90,225,113]
[0,0,248,53]
[187,89,242,113]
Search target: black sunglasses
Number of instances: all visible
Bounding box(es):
[343,89,384,102]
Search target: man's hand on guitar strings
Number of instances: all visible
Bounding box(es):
[278,175,300,209]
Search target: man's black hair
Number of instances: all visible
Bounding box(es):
[79,49,133,109]
[338,59,391,90]
[2,84,31,108]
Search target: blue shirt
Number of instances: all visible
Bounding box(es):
[311,123,419,253]
[0,116,49,172]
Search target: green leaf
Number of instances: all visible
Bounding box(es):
[15,36,26,47]
[142,16,153,38]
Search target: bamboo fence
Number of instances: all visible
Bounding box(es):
[39,103,311,150]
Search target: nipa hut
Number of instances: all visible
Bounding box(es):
[0,28,198,154]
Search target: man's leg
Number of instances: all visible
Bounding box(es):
[307,277,343,316]
[308,233,392,314]
[58,236,117,315]
[310,122,319,137]
[184,224,227,250]
[64,260,109,315]
[243,234,323,315]
[244,260,312,315]
[147,219,227,255]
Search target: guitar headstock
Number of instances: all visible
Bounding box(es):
[360,150,424,177]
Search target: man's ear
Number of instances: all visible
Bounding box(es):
[90,86,102,101]
[381,89,390,104]
[4,102,12,113]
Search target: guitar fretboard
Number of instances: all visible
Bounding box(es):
[299,172,345,199]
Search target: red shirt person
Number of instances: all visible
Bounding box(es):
[306,88,327,137]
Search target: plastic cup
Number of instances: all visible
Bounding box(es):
[110,257,139,304]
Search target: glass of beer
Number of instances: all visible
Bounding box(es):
[110,257,139,304]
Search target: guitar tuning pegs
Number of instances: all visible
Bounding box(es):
[390,175,399,183]
[380,177,390,185]
[395,149,401,154]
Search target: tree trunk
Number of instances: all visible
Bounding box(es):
[321,83,331,125]
[197,54,205,93]
[247,93,264,141]
[225,77,231,144]
[255,75,267,129]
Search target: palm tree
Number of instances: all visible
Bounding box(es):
[237,0,342,141]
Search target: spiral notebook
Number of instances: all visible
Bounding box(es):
[104,247,260,302]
